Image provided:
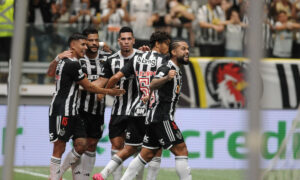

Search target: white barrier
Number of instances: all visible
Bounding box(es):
[0,105,299,169]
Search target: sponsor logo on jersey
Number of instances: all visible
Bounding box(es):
[135,107,147,116]
[135,71,156,77]
[136,56,156,67]
[159,138,165,146]
[143,135,149,143]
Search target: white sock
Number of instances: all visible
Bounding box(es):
[175,156,192,180]
[101,154,123,179]
[134,150,144,180]
[61,149,81,177]
[111,150,123,180]
[121,154,146,180]
[72,151,96,180]
[50,156,61,180]
[146,157,161,180]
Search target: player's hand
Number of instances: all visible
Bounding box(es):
[107,88,126,96]
[58,50,73,59]
[167,70,176,81]
[138,45,150,52]
[103,43,112,53]
[97,93,105,101]
[141,95,150,104]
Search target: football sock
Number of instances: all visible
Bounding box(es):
[146,157,161,180]
[120,154,147,180]
[175,156,192,180]
[50,156,61,180]
[101,154,123,179]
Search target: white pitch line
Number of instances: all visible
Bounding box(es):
[14,168,67,180]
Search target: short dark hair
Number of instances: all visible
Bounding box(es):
[68,33,87,46]
[169,40,186,58]
[118,26,134,38]
[82,28,99,37]
[149,31,172,49]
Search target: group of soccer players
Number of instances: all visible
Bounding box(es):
[47,26,192,180]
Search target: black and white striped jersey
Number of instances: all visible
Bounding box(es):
[147,60,182,123]
[101,49,142,116]
[121,51,167,117]
[78,50,111,115]
[49,58,85,117]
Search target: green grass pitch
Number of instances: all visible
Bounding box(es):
[0,167,245,180]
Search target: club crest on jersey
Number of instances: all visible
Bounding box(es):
[176,131,182,140]
[136,57,156,67]
[135,107,147,116]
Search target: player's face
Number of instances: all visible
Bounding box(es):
[175,42,189,65]
[86,34,99,53]
[118,32,135,53]
[72,39,87,58]
[158,40,170,55]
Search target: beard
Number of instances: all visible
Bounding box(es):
[178,55,189,65]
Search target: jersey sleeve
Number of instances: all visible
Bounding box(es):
[101,59,113,78]
[66,61,85,82]
[154,65,170,79]
[120,58,134,78]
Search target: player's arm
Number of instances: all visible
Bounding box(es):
[78,78,125,96]
[105,71,125,88]
[150,69,176,91]
[47,50,72,77]
[106,57,134,88]
[92,77,109,100]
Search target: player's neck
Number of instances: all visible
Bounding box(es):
[86,51,98,59]
[171,58,180,67]
[121,49,133,58]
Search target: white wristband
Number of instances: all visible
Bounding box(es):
[55,55,61,62]
[99,42,104,48]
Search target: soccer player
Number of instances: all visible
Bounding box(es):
[120,40,192,180]
[49,33,125,180]
[68,28,113,180]
[92,31,172,180]
[92,26,145,180]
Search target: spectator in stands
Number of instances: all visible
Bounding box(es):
[197,0,226,57]
[101,0,129,51]
[263,4,275,57]
[270,0,293,19]
[224,9,247,57]
[26,0,56,84]
[128,0,154,49]
[148,0,169,32]
[69,0,101,32]
[0,0,14,62]
[165,0,195,49]
[292,0,300,58]
[272,11,300,58]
